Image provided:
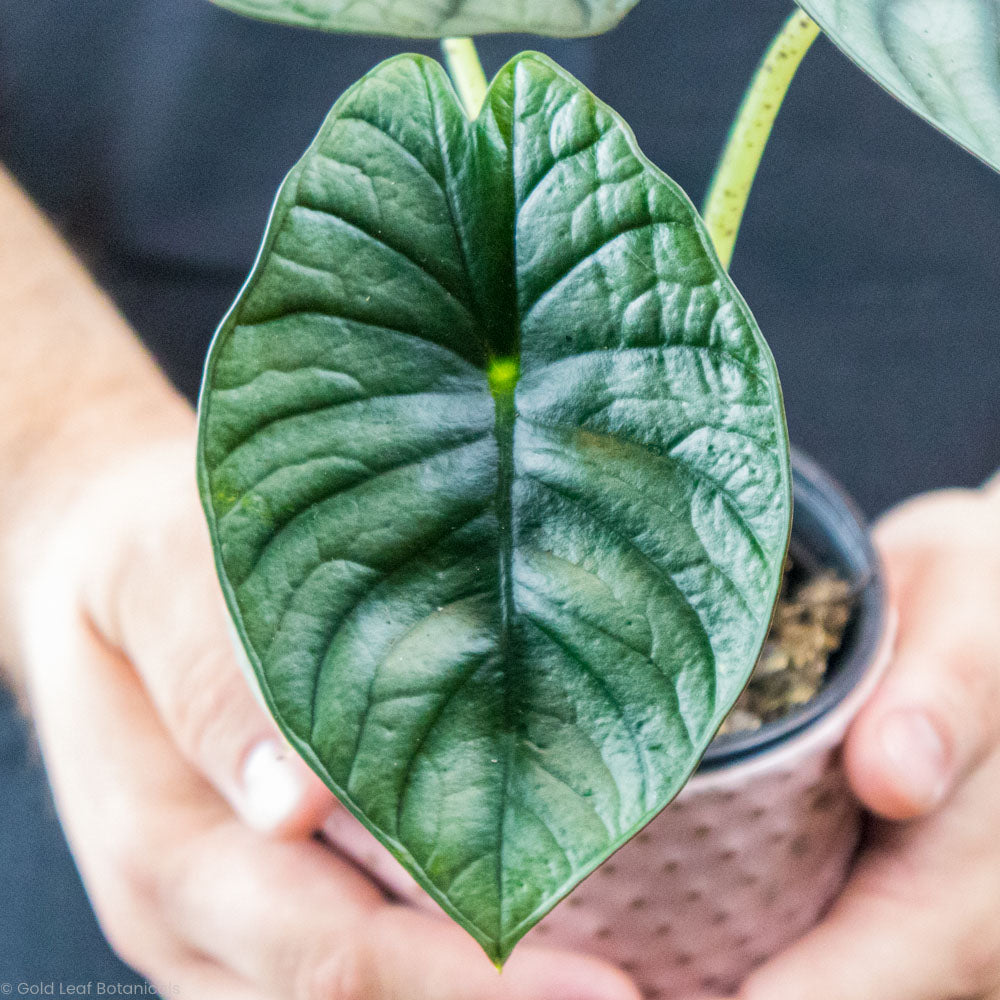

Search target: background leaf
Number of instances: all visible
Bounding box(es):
[799,0,1000,171]
[207,0,641,38]
[198,51,791,963]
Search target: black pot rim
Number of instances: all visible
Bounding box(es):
[697,448,886,771]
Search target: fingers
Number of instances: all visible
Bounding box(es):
[845,492,1000,819]
[155,959,270,1000]
[728,890,950,1000]
[128,590,330,838]
[22,593,224,984]
[166,823,641,1000]
[710,712,1000,1000]
[80,439,334,835]
[26,589,359,997]
[359,908,642,1000]
[723,783,1000,1000]
[35,634,276,1000]
[31,570,639,1000]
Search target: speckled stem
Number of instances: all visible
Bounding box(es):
[703,11,821,270]
[441,36,488,119]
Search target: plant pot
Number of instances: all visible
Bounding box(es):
[320,449,894,998]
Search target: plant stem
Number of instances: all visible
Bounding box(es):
[702,10,820,270]
[441,37,488,119]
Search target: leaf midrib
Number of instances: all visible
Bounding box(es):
[492,383,518,938]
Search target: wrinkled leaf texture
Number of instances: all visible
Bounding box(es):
[198,52,792,963]
[799,0,1000,172]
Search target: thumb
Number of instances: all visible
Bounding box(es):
[843,504,1000,820]
[83,440,335,836]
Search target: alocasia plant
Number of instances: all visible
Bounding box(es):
[798,0,1000,172]
[198,0,1000,968]
[208,0,1000,175]
[705,0,1000,179]
[197,51,792,962]
[208,0,642,37]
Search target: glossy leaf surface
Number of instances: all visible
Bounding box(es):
[207,0,641,37]
[198,52,791,962]
[799,0,1000,171]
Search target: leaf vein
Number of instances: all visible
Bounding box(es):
[523,614,649,818]
[235,433,492,590]
[521,220,679,318]
[290,204,477,323]
[236,309,484,371]
[313,505,493,760]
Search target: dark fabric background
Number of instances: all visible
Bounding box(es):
[0,0,997,988]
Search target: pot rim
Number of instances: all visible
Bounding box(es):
[696,447,887,772]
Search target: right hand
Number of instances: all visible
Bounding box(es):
[7,429,640,1000]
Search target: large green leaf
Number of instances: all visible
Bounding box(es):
[197,51,791,963]
[799,0,1000,171]
[207,0,641,37]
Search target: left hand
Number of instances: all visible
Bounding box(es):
[720,482,1000,1000]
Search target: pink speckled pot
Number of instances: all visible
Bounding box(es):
[322,452,894,999]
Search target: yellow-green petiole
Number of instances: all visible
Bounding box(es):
[703,11,821,270]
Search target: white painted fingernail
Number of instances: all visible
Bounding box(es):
[239,739,305,832]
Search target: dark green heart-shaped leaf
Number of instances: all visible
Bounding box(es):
[198,51,791,963]
[799,0,1000,171]
[207,0,641,37]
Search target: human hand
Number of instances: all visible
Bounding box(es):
[6,432,640,1000]
[716,483,1000,1000]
